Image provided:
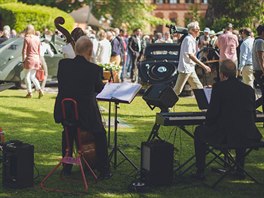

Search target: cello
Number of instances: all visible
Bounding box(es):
[54,17,97,168]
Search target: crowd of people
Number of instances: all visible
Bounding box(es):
[173,22,264,96]
[1,21,263,95]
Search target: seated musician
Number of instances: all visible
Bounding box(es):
[193,59,262,180]
[54,36,111,179]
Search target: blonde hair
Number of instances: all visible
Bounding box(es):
[97,29,106,40]
[25,24,35,36]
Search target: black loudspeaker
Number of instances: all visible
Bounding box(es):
[140,140,174,186]
[2,140,34,188]
[142,84,178,111]
[138,60,178,84]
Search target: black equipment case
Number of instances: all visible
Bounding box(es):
[141,140,174,186]
[2,140,34,188]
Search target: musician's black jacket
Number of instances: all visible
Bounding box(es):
[204,77,262,146]
[54,55,105,134]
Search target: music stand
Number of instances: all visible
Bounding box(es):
[193,87,212,110]
[96,82,142,170]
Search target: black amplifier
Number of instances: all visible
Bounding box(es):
[140,140,174,186]
[2,140,34,188]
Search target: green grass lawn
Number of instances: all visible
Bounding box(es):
[0,89,264,197]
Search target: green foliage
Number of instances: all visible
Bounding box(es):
[0,2,74,33]
[98,63,122,71]
[18,0,83,13]
[18,0,169,33]
[206,0,264,30]
[184,3,206,30]
[0,0,17,4]
[91,0,168,33]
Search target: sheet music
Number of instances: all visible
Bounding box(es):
[204,87,212,103]
[96,82,142,103]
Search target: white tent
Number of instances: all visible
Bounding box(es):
[70,5,101,27]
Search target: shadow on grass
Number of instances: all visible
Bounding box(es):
[0,95,29,99]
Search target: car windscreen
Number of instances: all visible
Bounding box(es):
[0,38,23,71]
[0,38,18,48]
[144,43,180,60]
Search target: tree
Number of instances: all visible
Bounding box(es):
[18,0,83,13]
[0,3,74,32]
[185,3,205,29]
[93,0,169,32]
[18,0,168,33]
[205,0,264,31]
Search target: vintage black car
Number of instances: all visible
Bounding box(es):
[138,43,181,86]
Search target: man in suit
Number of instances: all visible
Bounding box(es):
[193,59,262,180]
[128,28,142,82]
[54,36,111,179]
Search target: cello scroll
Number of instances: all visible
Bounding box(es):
[54,16,75,49]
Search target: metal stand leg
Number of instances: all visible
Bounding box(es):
[108,102,138,170]
[107,101,111,147]
[147,123,161,142]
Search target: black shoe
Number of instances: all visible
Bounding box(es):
[62,169,72,176]
[98,171,113,180]
[190,172,206,181]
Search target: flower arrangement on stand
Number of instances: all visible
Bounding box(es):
[99,63,122,83]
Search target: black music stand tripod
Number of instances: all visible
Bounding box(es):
[108,100,138,170]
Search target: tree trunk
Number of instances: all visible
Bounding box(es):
[205,0,215,27]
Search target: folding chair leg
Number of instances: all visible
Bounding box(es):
[40,161,63,190]
[40,155,97,193]
[78,158,88,191]
[210,150,260,188]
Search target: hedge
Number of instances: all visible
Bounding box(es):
[0,2,74,33]
[0,0,17,4]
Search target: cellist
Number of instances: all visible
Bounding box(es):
[53,35,111,179]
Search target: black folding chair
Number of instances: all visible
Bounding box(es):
[206,141,264,188]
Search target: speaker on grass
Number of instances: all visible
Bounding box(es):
[142,83,178,111]
[2,140,34,189]
[140,140,174,186]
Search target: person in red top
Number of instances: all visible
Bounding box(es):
[22,24,43,98]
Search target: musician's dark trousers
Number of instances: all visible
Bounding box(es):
[194,125,245,173]
[130,53,140,82]
[93,131,109,173]
[62,128,109,174]
[62,127,78,174]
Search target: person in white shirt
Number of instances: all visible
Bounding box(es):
[40,39,54,90]
[154,32,164,43]
[86,28,98,63]
[36,31,55,90]
[62,27,85,58]
[173,21,211,96]
[164,32,173,43]
[239,28,254,88]
[198,27,211,50]
[96,30,112,64]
